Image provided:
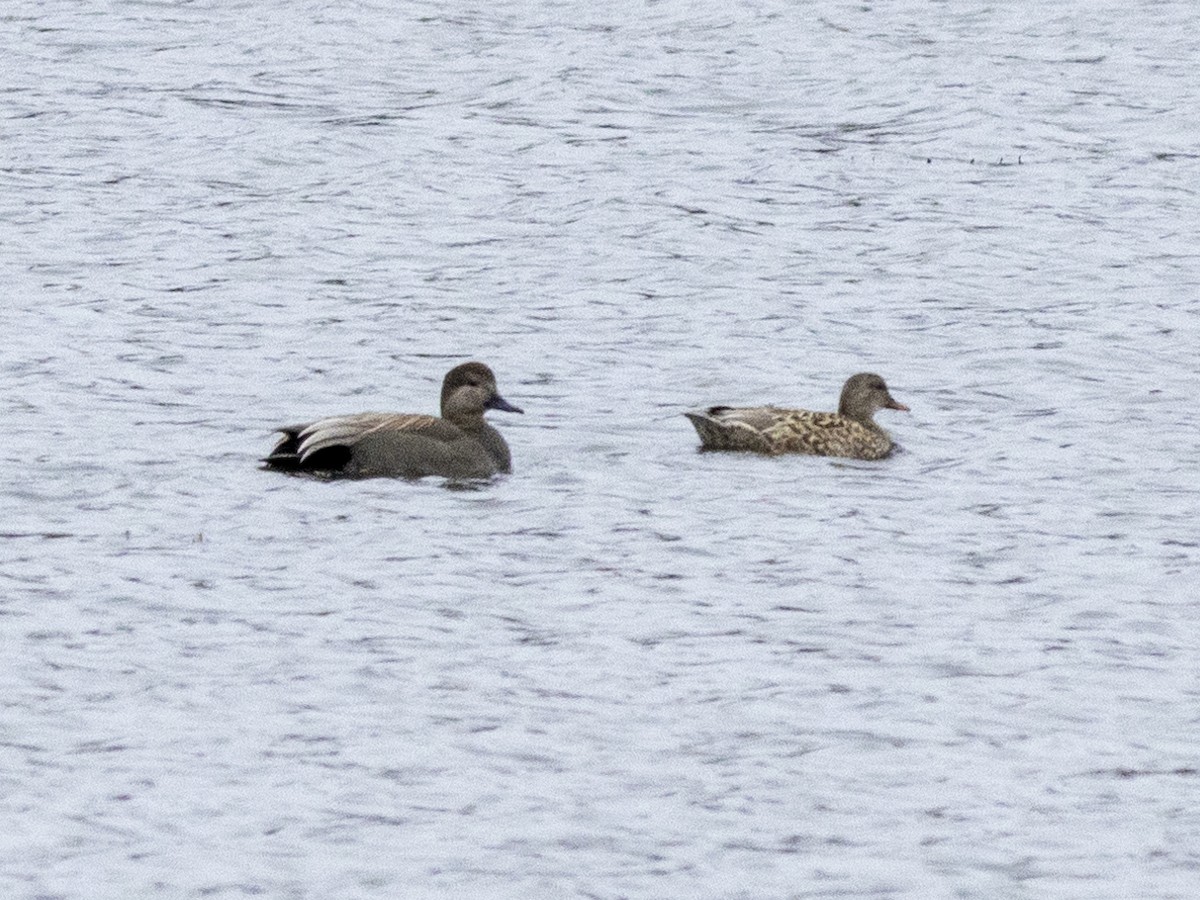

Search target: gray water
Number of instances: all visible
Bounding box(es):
[3,1,1199,897]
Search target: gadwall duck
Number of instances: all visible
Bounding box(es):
[684,373,908,461]
[263,361,523,479]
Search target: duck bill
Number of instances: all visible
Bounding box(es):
[886,398,910,412]
[487,394,524,414]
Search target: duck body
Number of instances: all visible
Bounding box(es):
[685,373,907,461]
[263,362,522,480]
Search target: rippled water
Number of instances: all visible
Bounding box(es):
[4,1,1200,897]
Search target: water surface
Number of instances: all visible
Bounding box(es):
[3,1,1199,897]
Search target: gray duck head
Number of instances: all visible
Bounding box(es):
[440,362,524,422]
[837,373,908,423]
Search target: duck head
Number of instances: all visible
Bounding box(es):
[441,361,524,418]
[838,373,908,422]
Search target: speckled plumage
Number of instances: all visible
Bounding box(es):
[263,362,523,479]
[684,373,908,461]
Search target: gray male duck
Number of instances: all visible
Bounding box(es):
[263,361,523,479]
[684,373,908,461]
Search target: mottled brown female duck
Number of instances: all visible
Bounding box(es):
[684,373,908,461]
[263,362,523,479]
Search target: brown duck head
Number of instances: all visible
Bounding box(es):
[440,362,524,424]
[837,373,909,423]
